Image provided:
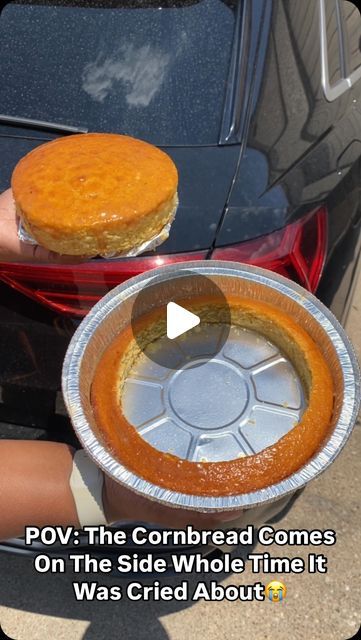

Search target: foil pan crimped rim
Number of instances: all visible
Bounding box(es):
[62,261,360,511]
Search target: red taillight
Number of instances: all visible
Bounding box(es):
[211,206,327,293]
[0,207,327,316]
[0,252,207,316]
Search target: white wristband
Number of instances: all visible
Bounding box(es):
[69,450,108,528]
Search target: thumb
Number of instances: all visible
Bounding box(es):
[31,244,89,264]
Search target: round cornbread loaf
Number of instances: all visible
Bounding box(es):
[11,133,178,256]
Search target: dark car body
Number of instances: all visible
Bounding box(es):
[0,0,360,562]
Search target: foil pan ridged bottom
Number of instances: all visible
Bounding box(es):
[122,324,306,463]
[62,262,360,512]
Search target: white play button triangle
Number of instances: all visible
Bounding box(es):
[166,302,200,340]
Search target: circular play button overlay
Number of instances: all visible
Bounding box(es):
[130,269,231,370]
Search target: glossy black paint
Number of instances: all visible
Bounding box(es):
[0,0,360,435]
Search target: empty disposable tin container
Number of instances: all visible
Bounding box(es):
[62,261,360,513]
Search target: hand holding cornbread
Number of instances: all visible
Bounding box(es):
[0,188,84,263]
[1,132,177,262]
[11,133,178,258]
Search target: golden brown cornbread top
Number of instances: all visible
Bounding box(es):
[11,133,178,234]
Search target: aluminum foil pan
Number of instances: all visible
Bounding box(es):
[17,197,178,259]
[62,261,360,512]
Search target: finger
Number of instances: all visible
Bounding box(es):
[29,244,89,264]
[46,250,90,264]
[0,188,16,215]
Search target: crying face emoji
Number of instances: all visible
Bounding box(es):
[265,581,287,602]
